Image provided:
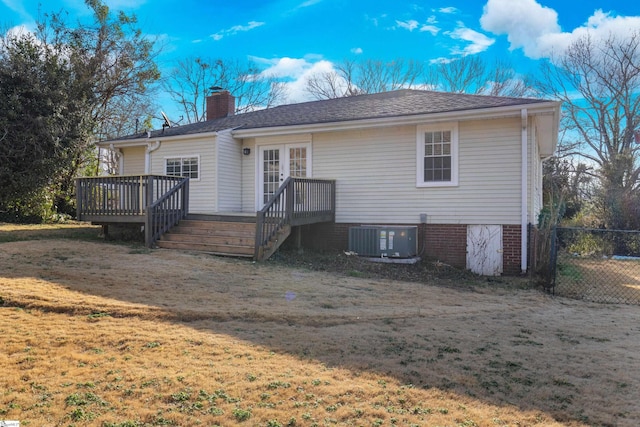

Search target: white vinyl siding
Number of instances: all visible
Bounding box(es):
[311,118,524,225]
[121,146,145,175]
[150,137,216,213]
[216,129,242,212]
[241,138,256,212]
[531,118,544,225]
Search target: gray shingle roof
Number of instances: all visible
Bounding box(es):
[113,89,551,141]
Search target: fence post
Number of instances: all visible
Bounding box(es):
[549,225,558,295]
[76,179,82,220]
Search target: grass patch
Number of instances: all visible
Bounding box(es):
[0,236,636,426]
[0,222,102,243]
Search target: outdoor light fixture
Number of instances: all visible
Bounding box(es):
[243,148,251,155]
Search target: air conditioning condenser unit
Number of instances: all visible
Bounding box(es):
[348,226,417,258]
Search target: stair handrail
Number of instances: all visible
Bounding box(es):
[145,177,190,247]
[254,177,294,260]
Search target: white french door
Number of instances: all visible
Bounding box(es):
[258,143,311,208]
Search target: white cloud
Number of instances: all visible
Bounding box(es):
[255,57,312,79]
[429,56,456,65]
[251,56,344,103]
[420,24,440,36]
[480,0,559,58]
[286,60,342,103]
[230,21,265,33]
[210,21,265,41]
[5,24,33,38]
[1,0,33,22]
[481,0,640,59]
[396,18,439,35]
[351,47,363,54]
[447,23,495,55]
[298,0,322,7]
[396,19,419,31]
[438,7,458,14]
[103,0,148,9]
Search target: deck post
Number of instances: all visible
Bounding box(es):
[294,226,303,253]
[254,210,265,260]
[146,175,154,211]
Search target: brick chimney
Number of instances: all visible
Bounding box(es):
[206,90,235,120]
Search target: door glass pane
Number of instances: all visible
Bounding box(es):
[263,149,280,204]
[289,147,308,207]
[289,147,307,178]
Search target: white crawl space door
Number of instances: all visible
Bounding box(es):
[466,225,503,276]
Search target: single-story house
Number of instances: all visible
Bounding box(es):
[77,89,560,275]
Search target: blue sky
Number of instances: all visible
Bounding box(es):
[2,0,639,117]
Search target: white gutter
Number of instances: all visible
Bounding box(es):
[521,109,528,274]
[145,140,161,174]
[98,131,220,149]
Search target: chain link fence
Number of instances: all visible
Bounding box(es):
[548,227,640,305]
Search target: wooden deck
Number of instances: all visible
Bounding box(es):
[76,175,335,260]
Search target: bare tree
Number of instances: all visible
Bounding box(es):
[483,59,533,97]
[306,70,352,100]
[162,57,287,124]
[426,56,534,97]
[304,58,425,100]
[536,31,640,229]
[97,93,158,139]
[305,56,531,100]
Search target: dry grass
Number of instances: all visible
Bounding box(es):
[1,223,639,426]
[556,256,640,304]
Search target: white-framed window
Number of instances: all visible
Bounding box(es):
[416,123,458,187]
[165,156,199,180]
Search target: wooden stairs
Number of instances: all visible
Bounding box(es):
[156,215,256,258]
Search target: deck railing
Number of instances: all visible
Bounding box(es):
[76,175,189,247]
[255,177,335,260]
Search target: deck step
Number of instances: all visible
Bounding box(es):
[156,219,255,257]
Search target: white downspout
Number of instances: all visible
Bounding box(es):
[145,140,161,174]
[521,109,528,274]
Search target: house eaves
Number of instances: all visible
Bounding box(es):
[98,130,222,148]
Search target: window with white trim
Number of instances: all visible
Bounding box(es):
[416,123,458,187]
[165,156,199,179]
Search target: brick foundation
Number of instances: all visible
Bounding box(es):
[423,224,467,268]
[502,225,522,275]
[301,222,525,275]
